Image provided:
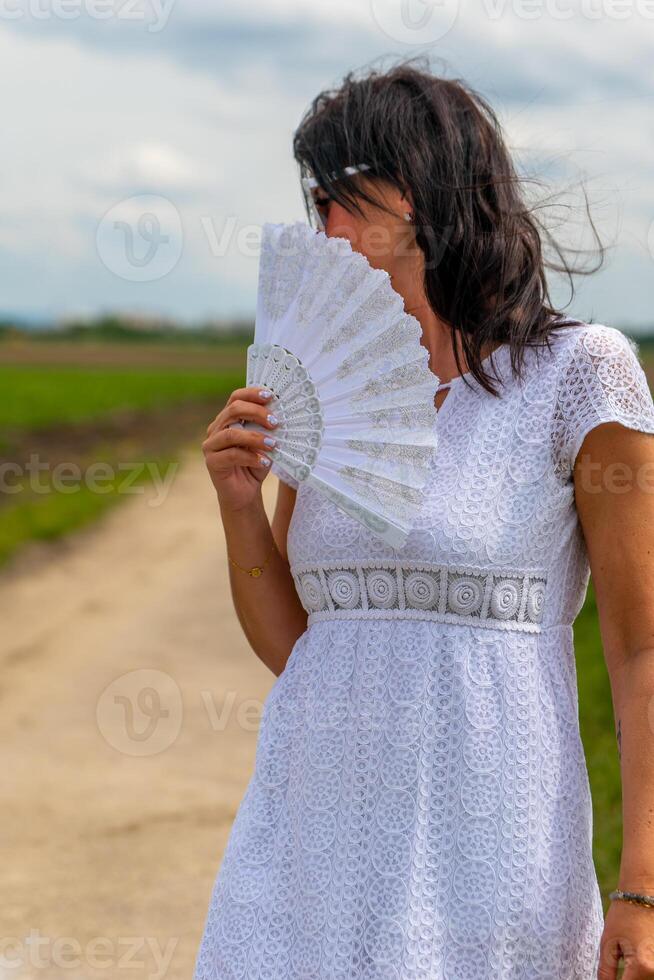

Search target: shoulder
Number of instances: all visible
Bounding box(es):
[552,318,652,410]
[555,319,643,363]
[502,318,622,388]
[547,318,654,478]
[541,317,636,363]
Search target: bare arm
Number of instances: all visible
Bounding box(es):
[203,387,308,677]
[574,422,654,975]
[575,422,654,884]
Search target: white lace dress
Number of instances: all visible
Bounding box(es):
[193,320,654,980]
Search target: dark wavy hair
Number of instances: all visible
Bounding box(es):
[293,58,604,395]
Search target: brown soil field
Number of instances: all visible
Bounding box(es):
[0,446,279,979]
[0,399,223,512]
[0,339,247,371]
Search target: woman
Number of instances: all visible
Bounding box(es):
[195,62,654,979]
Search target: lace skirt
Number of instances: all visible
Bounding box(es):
[193,618,604,979]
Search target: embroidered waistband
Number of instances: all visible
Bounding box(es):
[292,560,547,633]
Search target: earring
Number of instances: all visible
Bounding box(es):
[403,211,413,223]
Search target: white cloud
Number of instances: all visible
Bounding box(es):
[177,0,371,26]
[0,1,653,325]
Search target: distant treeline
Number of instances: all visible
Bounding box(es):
[0,315,255,346]
[1,314,653,351]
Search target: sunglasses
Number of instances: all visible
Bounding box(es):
[300,163,371,231]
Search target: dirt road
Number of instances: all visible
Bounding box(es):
[0,446,280,979]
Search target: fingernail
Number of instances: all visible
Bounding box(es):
[259,389,273,400]
[267,414,279,426]
[259,455,271,467]
[263,437,277,448]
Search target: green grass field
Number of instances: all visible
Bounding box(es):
[0,364,243,432]
[0,342,246,563]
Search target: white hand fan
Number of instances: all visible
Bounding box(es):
[244,221,440,549]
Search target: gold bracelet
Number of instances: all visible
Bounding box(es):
[228,539,276,578]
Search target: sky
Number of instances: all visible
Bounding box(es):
[1,0,653,330]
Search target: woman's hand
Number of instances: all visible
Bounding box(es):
[598,900,654,978]
[202,386,280,512]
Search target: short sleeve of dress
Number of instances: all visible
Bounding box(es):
[270,458,300,490]
[552,322,654,480]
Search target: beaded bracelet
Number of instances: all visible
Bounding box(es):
[609,889,654,909]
